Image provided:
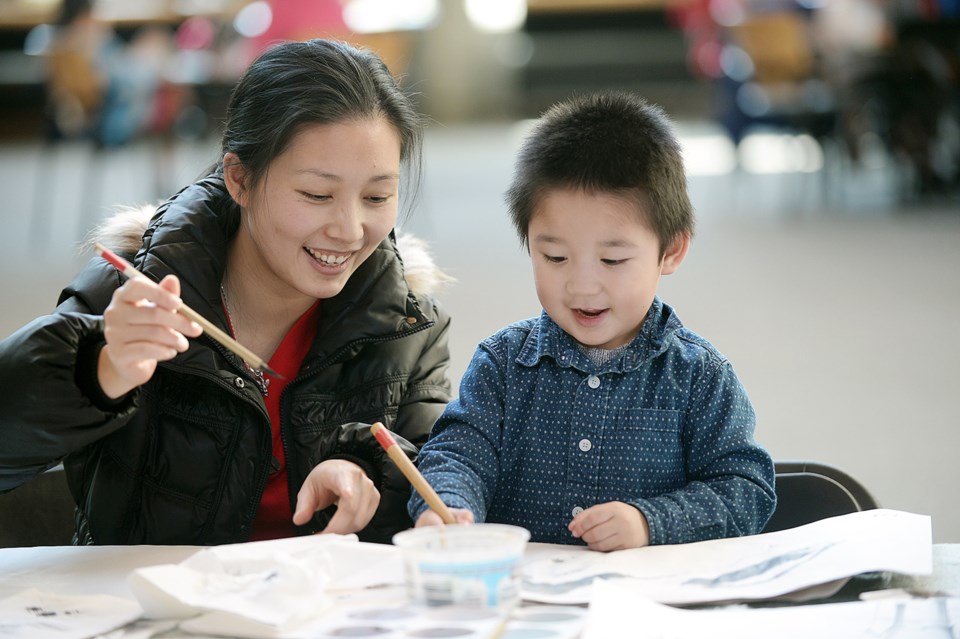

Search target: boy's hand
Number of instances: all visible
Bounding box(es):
[568,501,650,551]
[415,507,474,527]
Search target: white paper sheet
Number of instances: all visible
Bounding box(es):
[94,618,179,639]
[521,509,933,605]
[582,579,960,639]
[0,589,142,639]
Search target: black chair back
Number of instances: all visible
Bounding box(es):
[763,460,879,534]
[0,465,75,547]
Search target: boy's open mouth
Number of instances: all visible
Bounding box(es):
[574,308,606,318]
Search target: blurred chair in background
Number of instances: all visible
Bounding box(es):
[670,0,960,199]
[669,0,836,145]
[0,465,75,547]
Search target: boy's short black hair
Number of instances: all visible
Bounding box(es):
[506,91,694,256]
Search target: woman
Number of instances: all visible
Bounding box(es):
[0,39,452,545]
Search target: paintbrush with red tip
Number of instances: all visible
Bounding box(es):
[94,242,282,379]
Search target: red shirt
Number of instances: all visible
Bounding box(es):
[246,301,321,541]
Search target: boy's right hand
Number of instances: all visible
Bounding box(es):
[98,274,202,399]
[415,507,475,527]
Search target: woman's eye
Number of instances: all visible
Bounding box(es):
[367,195,392,204]
[544,255,566,264]
[301,192,330,202]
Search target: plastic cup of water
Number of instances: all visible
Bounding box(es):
[392,523,531,612]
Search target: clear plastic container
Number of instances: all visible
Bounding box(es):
[392,524,531,611]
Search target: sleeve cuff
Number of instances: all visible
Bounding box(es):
[75,339,135,412]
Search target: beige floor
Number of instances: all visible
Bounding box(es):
[2,123,958,542]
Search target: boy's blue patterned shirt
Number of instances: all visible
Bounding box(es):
[409,297,776,545]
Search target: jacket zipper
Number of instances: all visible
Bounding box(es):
[165,335,273,538]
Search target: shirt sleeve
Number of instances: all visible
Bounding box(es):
[628,359,777,544]
[408,341,506,523]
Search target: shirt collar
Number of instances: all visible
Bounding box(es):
[516,297,681,373]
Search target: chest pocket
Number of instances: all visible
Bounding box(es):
[141,374,248,506]
[601,408,685,497]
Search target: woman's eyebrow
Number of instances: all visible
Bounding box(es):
[294,168,400,182]
[296,168,339,180]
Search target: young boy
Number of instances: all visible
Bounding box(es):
[409,91,776,551]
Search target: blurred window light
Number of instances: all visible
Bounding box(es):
[94,0,166,21]
[234,1,273,38]
[719,45,754,82]
[736,82,771,118]
[23,24,55,56]
[680,133,738,176]
[494,32,534,68]
[173,0,234,16]
[20,0,59,11]
[464,0,527,33]
[343,0,439,34]
[739,132,824,174]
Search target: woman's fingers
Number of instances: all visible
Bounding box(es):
[293,460,381,534]
[98,274,200,397]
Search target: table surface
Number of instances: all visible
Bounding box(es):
[1,541,958,638]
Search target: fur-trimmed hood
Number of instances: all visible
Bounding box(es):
[88,204,452,298]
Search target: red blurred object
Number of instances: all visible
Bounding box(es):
[176,16,216,51]
[252,0,349,55]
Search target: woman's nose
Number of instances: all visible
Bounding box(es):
[328,201,363,244]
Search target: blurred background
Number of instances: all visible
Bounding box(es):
[0,0,957,541]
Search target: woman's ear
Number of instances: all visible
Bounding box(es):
[222,153,250,208]
[660,232,690,275]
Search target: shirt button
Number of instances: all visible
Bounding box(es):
[234,377,245,388]
[578,439,592,452]
[587,376,600,389]
[572,506,584,517]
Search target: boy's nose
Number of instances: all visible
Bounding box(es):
[566,268,603,297]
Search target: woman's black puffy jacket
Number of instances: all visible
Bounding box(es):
[0,175,452,545]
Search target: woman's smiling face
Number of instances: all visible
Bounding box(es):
[234,117,402,302]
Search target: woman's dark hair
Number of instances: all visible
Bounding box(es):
[218,39,423,215]
[506,91,694,256]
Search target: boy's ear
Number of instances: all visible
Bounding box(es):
[660,232,690,275]
[222,152,250,208]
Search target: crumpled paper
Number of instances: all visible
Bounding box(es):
[127,534,406,638]
[129,535,347,626]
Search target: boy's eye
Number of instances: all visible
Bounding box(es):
[367,195,392,204]
[543,254,566,264]
[602,258,627,266]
